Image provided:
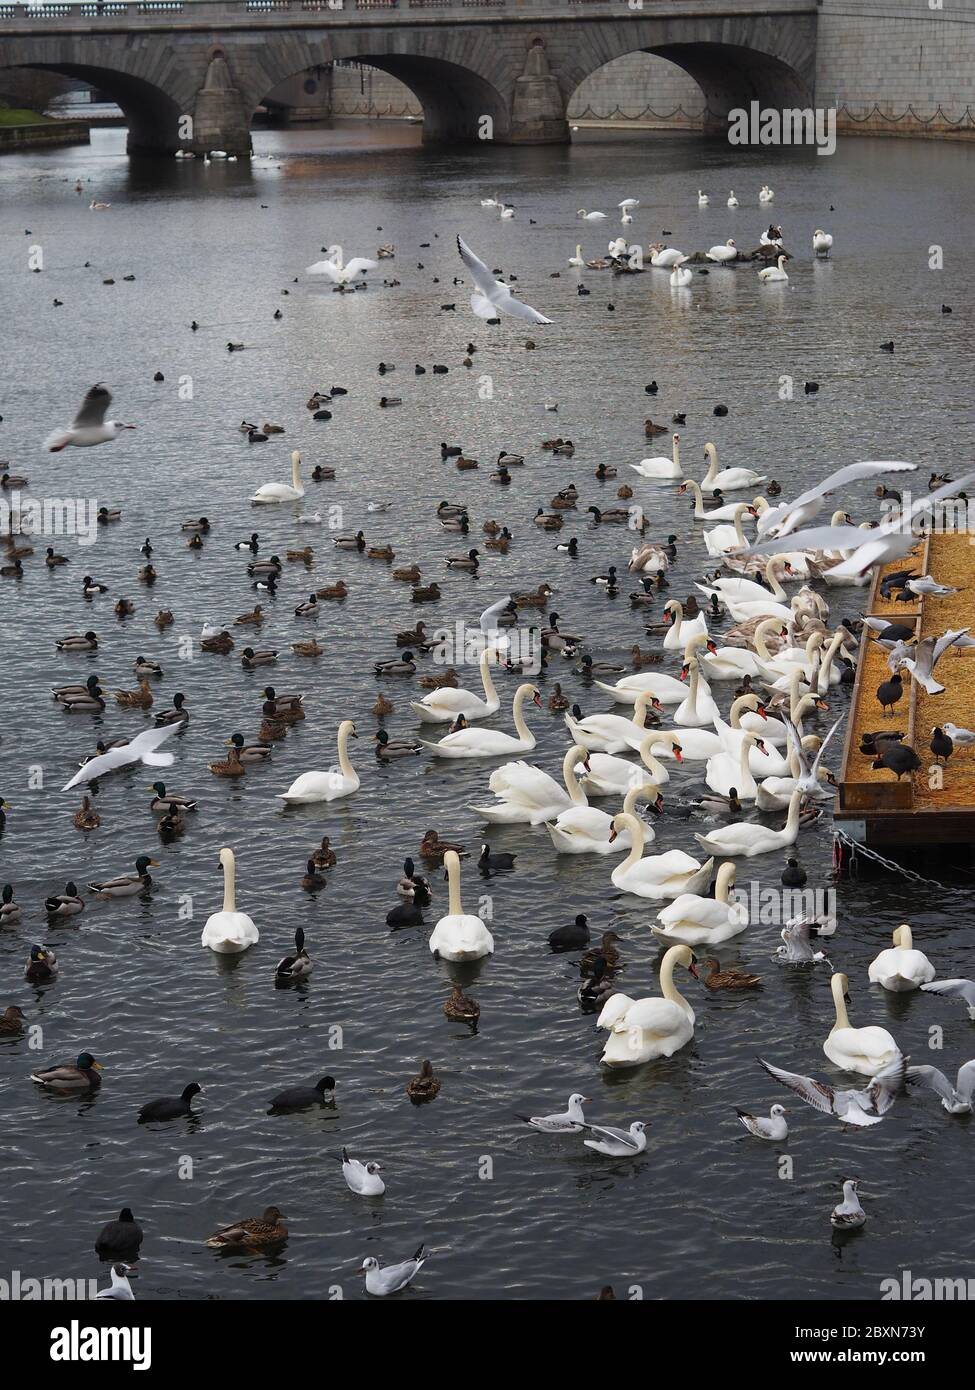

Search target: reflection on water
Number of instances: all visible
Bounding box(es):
[1,121,974,1300]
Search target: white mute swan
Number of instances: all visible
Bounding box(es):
[577,209,606,220]
[674,655,720,728]
[306,245,379,283]
[631,432,682,481]
[595,632,711,706]
[705,731,770,800]
[423,683,539,757]
[251,450,305,504]
[699,558,790,607]
[693,787,803,859]
[575,732,674,793]
[868,924,935,992]
[758,254,789,284]
[649,244,685,268]
[680,478,760,521]
[704,502,754,557]
[813,229,833,256]
[277,720,360,803]
[701,442,767,493]
[610,811,713,900]
[824,972,900,1074]
[470,744,587,824]
[565,691,660,753]
[697,190,709,205]
[706,239,737,263]
[597,944,698,1065]
[201,848,258,953]
[429,850,494,961]
[545,779,660,855]
[650,693,765,762]
[652,862,747,946]
[670,263,692,288]
[663,602,709,654]
[568,245,584,267]
[410,647,500,722]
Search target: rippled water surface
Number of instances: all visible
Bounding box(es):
[1,123,974,1301]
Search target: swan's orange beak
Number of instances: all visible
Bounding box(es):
[672,744,684,763]
[756,738,769,756]
[679,664,689,682]
[706,639,718,655]
[608,826,618,843]
[756,704,768,720]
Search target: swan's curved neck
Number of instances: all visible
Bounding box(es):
[221,851,236,913]
[291,454,302,491]
[446,853,463,916]
[671,436,680,466]
[791,693,818,725]
[729,694,758,728]
[739,738,754,784]
[563,746,587,805]
[615,812,645,869]
[753,618,779,661]
[733,508,748,546]
[785,791,802,833]
[831,973,851,1030]
[668,600,684,632]
[638,736,664,779]
[479,648,499,706]
[623,781,657,815]
[816,632,843,695]
[660,948,692,1015]
[702,444,719,488]
[765,559,787,601]
[511,686,533,741]
[895,924,914,950]
[685,662,701,715]
[715,864,736,903]
[685,480,706,515]
[337,723,355,779]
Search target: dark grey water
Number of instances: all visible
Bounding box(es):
[1,122,974,1301]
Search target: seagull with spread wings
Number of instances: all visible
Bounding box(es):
[62,723,179,791]
[782,712,844,795]
[756,461,916,538]
[456,236,551,324]
[895,627,971,695]
[758,1052,904,1127]
[743,471,975,578]
[44,385,136,452]
[907,1060,975,1114]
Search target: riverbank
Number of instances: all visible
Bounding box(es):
[0,115,92,151]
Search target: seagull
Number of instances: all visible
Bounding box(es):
[44,384,136,452]
[830,1178,866,1230]
[61,723,178,791]
[361,1244,427,1296]
[758,1052,904,1127]
[456,236,551,324]
[920,977,975,1018]
[95,1263,135,1300]
[514,1092,589,1132]
[905,575,961,597]
[782,713,843,795]
[756,461,916,538]
[896,628,971,694]
[943,721,975,749]
[744,471,975,577]
[582,1120,647,1156]
[305,246,378,283]
[774,916,834,966]
[335,1148,385,1196]
[736,1104,788,1140]
[907,1060,975,1113]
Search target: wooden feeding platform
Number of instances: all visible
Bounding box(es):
[835,530,975,852]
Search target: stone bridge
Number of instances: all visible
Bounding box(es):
[0,0,818,155]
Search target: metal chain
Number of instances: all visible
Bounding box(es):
[833,829,949,889]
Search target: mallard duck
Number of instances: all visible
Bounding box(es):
[396,622,427,647]
[578,654,625,677]
[514,582,556,610]
[594,463,617,480]
[703,958,763,990]
[60,684,106,712]
[315,580,348,600]
[228,733,272,764]
[263,422,285,434]
[373,730,422,760]
[547,682,570,711]
[617,484,634,500]
[202,632,234,654]
[286,547,313,563]
[45,547,69,567]
[234,605,264,626]
[45,882,84,916]
[446,547,480,571]
[373,692,394,716]
[0,1005,25,1035]
[25,944,59,982]
[208,745,244,778]
[89,856,159,898]
[31,1050,103,1091]
[73,796,101,830]
[552,440,575,456]
[259,718,288,742]
[114,599,135,618]
[0,472,29,489]
[186,532,204,549]
[311,836,337,869]
[483,519,501,535]
[276,927,313,978]
[206,1207,287,1250]
[138,563,157,585]
[533,509,564,530]
[368,545,395,561]
[412,582,442,603]
[419,829,466,863]
[240,647,277,668]
[418,667,458,691]
[456,455,479,470]
[580,931,625,974]
[311,465,335,480]
[1,884,21,922]
[148,782,197,814]
[155,693,189,725]
[301,859,327,891]
[133,657,162,678]
[97,509,122,525]
[393,564,421,583]
[630,644,661,669]
[292,638,323,657]
[406,1059,441,1104]
[588,505,631,525]
[444,984,480,1026]
[375,652,416,677]
[181,517,210,533]
[154,609,174,629]
[262,686,304,719]
[114,678,153,709]
[485,528,512,552]
[56,630,99,652]
[157,809,185,841]
[334,531,366,551]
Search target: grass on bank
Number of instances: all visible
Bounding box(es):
[0,106,56,127]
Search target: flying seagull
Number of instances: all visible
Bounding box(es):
[44,384,135,452]
[62,723,178,791]
[907,1060,975,1114]
[456,236,552,324]
[756,461,916,538]
[920,977,975,1018]
[895,628,971,694]
[757,1052,904,1126]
